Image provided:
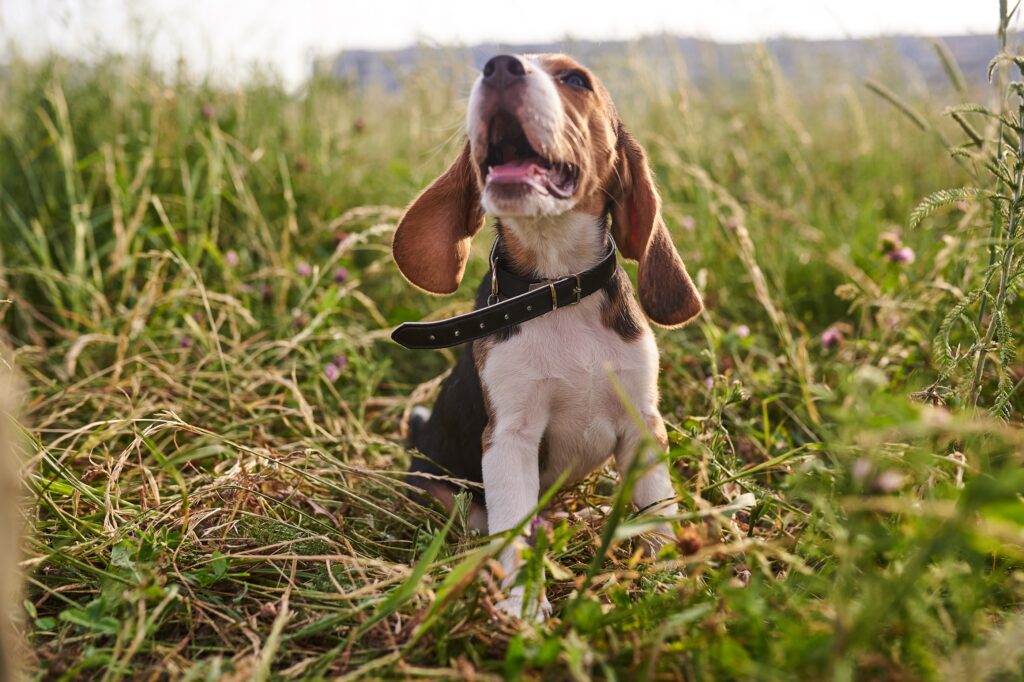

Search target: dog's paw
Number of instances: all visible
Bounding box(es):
[495,586,551,623]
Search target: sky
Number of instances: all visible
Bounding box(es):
[0,0,1005,86]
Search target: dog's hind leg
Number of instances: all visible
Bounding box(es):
[402,346,489,530]
[405,405,488,533]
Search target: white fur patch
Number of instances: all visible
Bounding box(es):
[500,212,606,279]
[481,289,660,496]
[476,213,679,613]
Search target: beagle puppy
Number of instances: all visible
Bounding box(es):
[392,54,702,619]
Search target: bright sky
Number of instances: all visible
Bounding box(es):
[0,0,1003,86]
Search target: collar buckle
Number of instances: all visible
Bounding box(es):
[571,274,582,305]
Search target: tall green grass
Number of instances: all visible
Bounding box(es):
[1,29,1022,682]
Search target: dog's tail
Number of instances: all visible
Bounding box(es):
[405,405,438,502]
[408,405,431,452]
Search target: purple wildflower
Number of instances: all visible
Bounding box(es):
[179,336,193,349]
[296,261,312,277]
[324,362,341,382]
[821,326,843,349]
[734,324,750,339]
[333,267,349,284]
[225,250,239,267]
[681,215,697,232]
[201,103,216,120]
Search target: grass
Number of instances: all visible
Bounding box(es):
[1,30,1023,682]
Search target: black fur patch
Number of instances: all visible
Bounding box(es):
[407,343,488,498]
[601,266,645,341]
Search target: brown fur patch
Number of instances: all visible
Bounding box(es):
[473,336,497,453]
[636,225,703,328]
[393,143,485,294]
[472,336,495,374]
[532,54,619,220]
[608,126,703,327]
[493,221,539,275]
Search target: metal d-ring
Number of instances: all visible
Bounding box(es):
[487,239,500,306]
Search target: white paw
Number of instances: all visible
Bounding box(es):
[495,586,552,622]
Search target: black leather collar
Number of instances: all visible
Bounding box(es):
[391,237,617,350]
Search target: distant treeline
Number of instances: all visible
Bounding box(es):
[316,33,1012,93]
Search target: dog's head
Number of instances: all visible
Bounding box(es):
[392,53,702,327]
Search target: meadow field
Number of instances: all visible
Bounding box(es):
[1,26,1023,682]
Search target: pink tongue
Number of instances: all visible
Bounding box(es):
[487,159,547,183]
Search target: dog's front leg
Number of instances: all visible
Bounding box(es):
[481,409,551,621]
[615,412,678,556]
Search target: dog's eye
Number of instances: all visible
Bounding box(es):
[560,71,591,90]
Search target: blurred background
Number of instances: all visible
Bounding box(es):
[0,0,1007,87]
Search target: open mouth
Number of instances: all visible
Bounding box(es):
[482,111,579,199]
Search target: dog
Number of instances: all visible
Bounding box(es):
[392,54,702,619]
[0,346,22,678]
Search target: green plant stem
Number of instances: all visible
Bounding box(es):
[971,87,1024,408]
[970,0,1017,406]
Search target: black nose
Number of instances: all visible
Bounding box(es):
[482,55,526,88]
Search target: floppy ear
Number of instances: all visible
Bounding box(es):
[393,142,485,294]
[608,125,703,327]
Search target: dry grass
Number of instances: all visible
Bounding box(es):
[0,342,24,680]
[0,33,1022,681]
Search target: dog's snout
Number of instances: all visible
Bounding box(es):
[482,55,527,88]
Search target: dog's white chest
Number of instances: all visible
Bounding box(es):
[479,293,659,487]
